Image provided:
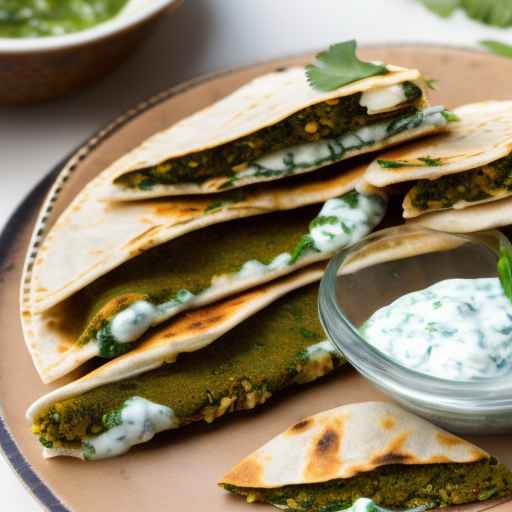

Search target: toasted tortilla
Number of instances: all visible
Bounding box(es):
[23,170,384,384]
[99,66,447,200]
[221,401,488,488]
[363,101,512,218]
[27,264,328,459]
[221,402,512,511]
[25,165,366,315]
[408,195,512,233]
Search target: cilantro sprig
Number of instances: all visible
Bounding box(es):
[306,40,388,92]
[498,236,512,304]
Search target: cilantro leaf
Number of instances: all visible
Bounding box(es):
[418,0,460,17]
[498,236,512,304]
[306,40,388,92]
[481,40,512,58]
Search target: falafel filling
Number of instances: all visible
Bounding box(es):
[407,154,512,213]
[115,82,424,191]
[223,459,512,511]
[33,284,344,458]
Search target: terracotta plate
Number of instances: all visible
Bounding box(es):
[1,45,512,512]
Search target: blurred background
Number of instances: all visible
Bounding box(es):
[1,0,512,509]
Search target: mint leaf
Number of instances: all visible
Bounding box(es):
[418,0,460,17]
[306,40,388,92]
[498,237,512,304]
[481,39,512,58]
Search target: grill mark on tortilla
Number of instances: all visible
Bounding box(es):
[370,431,413,466]
[286,418,315,435]
[380,415,396,430]
[305,420,343,480]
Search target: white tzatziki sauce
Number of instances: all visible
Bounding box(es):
[235,106,447,181]
[362,278,512,381]
[101,192,385,351]
[82,397,178,460]
[359,84,408,115]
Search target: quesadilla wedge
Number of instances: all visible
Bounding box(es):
[363,101,512,224]
[24,185,385,383]
[27,161,367,316]
[221,401,512,511]
[101,57,452,201]
[27,264,344,460]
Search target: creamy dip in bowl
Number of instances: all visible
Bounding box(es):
[319,225,512,434]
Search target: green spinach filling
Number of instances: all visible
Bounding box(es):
[408,154,512,212]
[34,284,343,447]
[0,0,128,38]
[115,83,423,190]
[224,459,512,511]
[68,204,314,355]
[64,191,376,359]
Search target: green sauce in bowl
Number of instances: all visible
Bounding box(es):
[0,0,129,38]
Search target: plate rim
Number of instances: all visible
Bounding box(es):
[0,42,500,512]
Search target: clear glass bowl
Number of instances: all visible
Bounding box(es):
[319,225,512,434]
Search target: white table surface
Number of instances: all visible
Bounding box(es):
[1,0,511,509]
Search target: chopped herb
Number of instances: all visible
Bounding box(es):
[97,323,133,359]
[289,235,316,264]
[39,437,53,449]
[309,216,339,229]
[418,156,443,166]
[378,156,442,169]
[102,409,123,429]
[481,40,512,58]
[82,442,96,461]
[441,110,460,122]
[377,159,410,169]
[498,236,512,304]
[204,200,225,213]
[425,78,439,90]
[299,328,316,339]
[137,178,155,191]
[305,40,388,92]
[342,190,360,208]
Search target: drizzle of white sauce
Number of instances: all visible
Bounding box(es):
[363,278,512,381]
[309,195,385,253]
[110,301,157,343]
[100,194,385,349]
[82,397,178,460]
[360,84,407,115]
[236,106,447,179]
[305,340,338,359]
